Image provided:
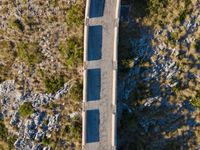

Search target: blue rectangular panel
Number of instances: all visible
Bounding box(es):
[88,26,102,61]
[87,69,101,101]
[89,0,105,18]
[86,109,100,143]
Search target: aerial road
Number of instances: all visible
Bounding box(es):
[82,0,120,149]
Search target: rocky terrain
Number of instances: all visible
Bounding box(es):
[119,0,200,149]
[0,0,84,149]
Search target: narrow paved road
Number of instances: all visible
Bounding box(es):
[83,0,120,149]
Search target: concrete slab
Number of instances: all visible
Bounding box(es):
[87,69,101,101]
[88,26,102,61]
[89,0,105,18]
[86,109,100,143]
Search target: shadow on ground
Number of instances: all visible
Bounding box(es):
[117,0,200,149]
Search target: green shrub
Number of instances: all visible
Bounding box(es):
[17,42,44,65]
[0,65,11,83]
[69,81,82,102]
[44,76,65,94]
[49,0,58,7]
[66,4,84,27]
[10,19,25,32]
[0,41,9,49]
[169,32,179,44]
[42,137,52,146]
[19,102,34,118]
[148,0,168,14]
[67,117,81,140]
[190,92,200,107]
[179,9,187,23]
[195,39,200,52]
[59,37,83,67]
[22,0,27,4]
[0,122,8,140]
[185,0,192,7]
[7,136,17,150]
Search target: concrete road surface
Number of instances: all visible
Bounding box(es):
[83,0,120,149]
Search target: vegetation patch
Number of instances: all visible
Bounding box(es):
[66,4,84,27]
[179,9,188,23]
[42,137,53,146]
[7,136,17,150]
[65,116,81,141]
[19,102,34,118]
[17,42,44,65]
[44,76,65,94]
[0,122,8,140]
[59,37,83,68]
[10,19,25,32]
[195,38,200,52]
[69,81,83,102]
[190,92,200,107]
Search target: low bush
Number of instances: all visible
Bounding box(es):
[0,122,8,140]
[59,37,83,67]
[66,117,81,141]
[17,42,44,65]
[169,32,179,44]
[49,0,58,7]
[195,39,200,52]
[190,92,200,107]
[121,59,134,73]
[7,136,17,150]
[10,19,25,32]
[42,137,53,146]
[179,9,188,23]
[44,76,65,94]
[69,81,82,102]
[19,102,34,118]
[148,0,168,15]
[66,4,84,27]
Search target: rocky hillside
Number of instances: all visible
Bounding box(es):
[119,0,200,149]
[0,0,84,149]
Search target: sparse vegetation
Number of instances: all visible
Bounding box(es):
[19,102,34,118]
[179,9,188,23]
[66,116,81,141]
[195,38,200,52]
[120,0,200,149]
[49,0,58,7]
[66,4,84,27]
[42,137,53,146]
[0,122,8,140]
[191,92,200,107]
[0,0,84,149]
[69,81,83,102]
[169,32,179,44]
[59,37,83,67]
[10,19,25,32]
[44,76,65,94]
[7,136,17,150]
[17,42,44,65]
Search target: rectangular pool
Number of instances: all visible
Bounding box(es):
[86,109,100,143]
[87,25,102,61]
[87,69,101,101]
[89,0,105,18]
